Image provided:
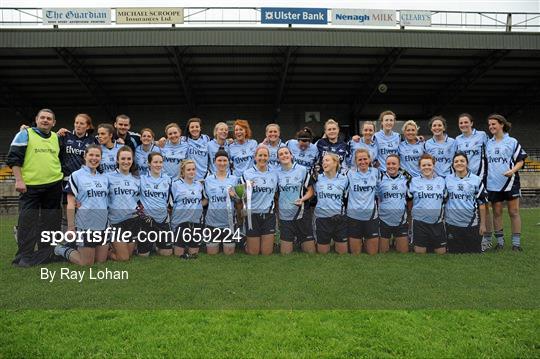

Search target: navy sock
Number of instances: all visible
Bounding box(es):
[512,233,521,247]
[494,230,504,245]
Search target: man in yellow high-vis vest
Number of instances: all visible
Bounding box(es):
[8,109,64,267]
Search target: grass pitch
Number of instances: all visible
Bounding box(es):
[1,209,539,357]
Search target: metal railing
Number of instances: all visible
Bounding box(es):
[0,8,538,32]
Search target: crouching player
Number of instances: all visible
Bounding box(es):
[445,152,487,253]
[171,159,206,257]
[378,155,410,253]
[203,150,241,255]
[55,144,109,265]
[107,146,140,261]
[313,153,349,254]
[408,154,447,254]
[276,147,315,254]
[346,148,380,255]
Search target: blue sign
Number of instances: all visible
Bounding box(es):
[261,8,328,24]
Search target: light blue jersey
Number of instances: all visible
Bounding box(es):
[374,130,401,171]
[398,140,424,177]
[445,172,487,227]
[455,129,488,178]
[378,171,409,227]
[346,167,379,221]
[135,144,161,176]
[423,135,456,177]
[170,178,204,228]
[486,134,527,192]
[348,138,378,168]
[286,139,318,171]
[229,139,258,177]
[106,171,140,224]
[139,173,171,223]
[314,173,349,219]
[161,140,188,179]
[100,142,121,174]
[276,163,312,221]
[203,174,239,228]
[241,165,278,214]
[407,175,446,224]
[207,139,230,174]
[186,134,211,180]
[266,139,286,171]
[65,166,109,230]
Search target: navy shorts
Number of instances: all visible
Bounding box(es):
[347,217,380,240]
[314,215,348,245]
[75,230,107,248]
[138,219,172,254]
[379,220,409,239]
[280,214,314,243]
[488,178,521,203]
[446,224,481,253]
[174,222,204,248]
[412,220,446,249]
[110,217,141,243]
[245,213,276,237]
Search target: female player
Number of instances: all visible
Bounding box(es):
[97,123,122,174]
[348,121,378,169]
[408,154,447,254]
[207,122,231,174]
[54,144,109,265]
[423,116,456,177]
[161,122,188,179]
[185,117,211,180]
[378,154,410,253]
[485,114,527,251]
[60,113,98,181]
[138,152,173,256]
[135,128,161,176]
[107,146,140,261]
[286,127,319,172]
[454,113,492,250]
[241,145,278,255]
[313,153,349,254]
[276,146,315,254]
[445,152,488,253]
[346,148,380,255]
[262,123,285,171]
[229,119,258,177]
[316,119,348,172]
[398,120,424,177]
[203,150,241,255]
[171,159,206,256]
[374,111,401,172]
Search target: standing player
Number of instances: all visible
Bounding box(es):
[241,146,278,255]
[445,152,488,253]
[161,122,188,179]
[423,116,456,178]
[347,148,380,255]
[276,147,315,254]
[378,155,410,253]
[185,117,211,180]
[316,119,348,172]
[485,114,527,251]
[408,154,447,254]
[107,146,140,261]
[348,121,378,169]
[454,113,493,251]
[138,152,173,256]
[229,119,258,177]
[171,159,206,256]
[60,113,98,180]
[286,127,319,172]
[55,145,109,265]
[313,153,349,254]
[398,120,424,177]
[204,150,240,255]
[374,111,401,172]
[135,128,161,176]
[207,122,231,174]
[97,123,122,174]
[262,123,286,171]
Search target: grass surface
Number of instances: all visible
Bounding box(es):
[1,209,539,357]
